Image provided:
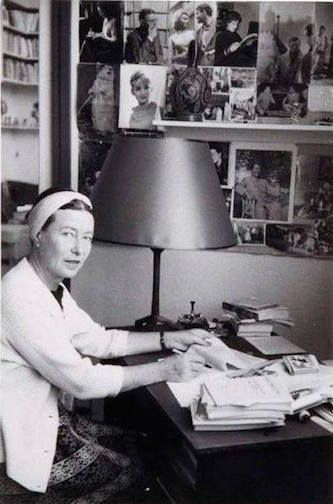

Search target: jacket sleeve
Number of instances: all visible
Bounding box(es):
[2,289,124,400]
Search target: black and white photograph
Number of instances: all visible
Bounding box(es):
[233,220,266,245]
[79,1,123,64]
[257,2,315,85]
[230,142,296,222]
[294,154,333,221]
[209,142,230,186]
[167,1,196,65]
[192,1,218,66]
[123,1,167,64]
[230,67,256,88]
[78,140,110,196]
[208,66,230,93]
[119,64,167,130]
[230,87,256,122]
[214,2,259,67]
[77,63,119,142]
[312,3,333,83]
[266,219,333,257]
[222,188,232,214]
[256,82,308,120]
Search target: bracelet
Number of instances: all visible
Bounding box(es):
[160,331,168,351]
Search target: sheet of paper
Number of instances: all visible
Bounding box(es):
[167,369,223,408]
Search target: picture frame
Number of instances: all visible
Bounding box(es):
[229,142,297,223]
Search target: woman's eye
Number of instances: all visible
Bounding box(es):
[84,236,93,242]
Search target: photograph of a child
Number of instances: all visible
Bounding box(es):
[257,2,315,85]
[266,220,333,257]
[77,63,119,141]
[119,64,167,130]
[233,221,265,245]
[294,154,333,221]
[209,142,229,186]
[231,143,296,222]
[256,83,308,119]
[79,1,123,64]
[214,2,259,67]
[230,88,256,121]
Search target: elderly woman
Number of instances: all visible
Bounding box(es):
[1,189,210,501]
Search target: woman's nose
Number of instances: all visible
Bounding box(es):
[71,238,83,255]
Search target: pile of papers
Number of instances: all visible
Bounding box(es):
[190,374,292,431]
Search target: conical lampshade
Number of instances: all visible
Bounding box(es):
[91,136,236,250]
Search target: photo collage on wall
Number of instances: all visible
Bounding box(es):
[211,142,333,256]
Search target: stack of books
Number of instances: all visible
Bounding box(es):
[190,373,292,431]
[222,297,293,336]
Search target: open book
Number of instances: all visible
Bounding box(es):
[239,33,258,48]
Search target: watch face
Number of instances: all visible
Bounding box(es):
[1,99,8,115]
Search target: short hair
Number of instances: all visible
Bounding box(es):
[130,71,150,91]
[221,10,241,30]
[31,188,93,232]
[196,3,213,17]
[139,8,155,22]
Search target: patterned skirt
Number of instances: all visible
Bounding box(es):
[1,402,149,503]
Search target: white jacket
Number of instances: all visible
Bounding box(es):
[1,258,128,493]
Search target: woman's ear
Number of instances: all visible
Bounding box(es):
[34,232,42,248]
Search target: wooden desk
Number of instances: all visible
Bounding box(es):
[109,350,333,504]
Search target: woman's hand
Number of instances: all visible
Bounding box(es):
[229,42,241,53]
[163,329,212,352]
[161,352,207,382]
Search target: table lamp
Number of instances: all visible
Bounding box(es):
[91,136,236,331]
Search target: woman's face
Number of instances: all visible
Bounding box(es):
[36,209,94,285]
[180,12,189,27]
[132,79,151,105]
[227,20,239,32]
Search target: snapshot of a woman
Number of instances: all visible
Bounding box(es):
[1,189,211,501]
[168,9,195,65]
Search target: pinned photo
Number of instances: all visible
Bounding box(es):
[233,221,265,246]
[209,142,230,186]
[256,83,308,121]
[119,64,167,130]
[167,2,196,66]
[230,88,256,122]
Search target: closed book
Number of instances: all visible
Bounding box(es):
[223,302,289,321]
[226,297,278,310]
[238,321,274,333]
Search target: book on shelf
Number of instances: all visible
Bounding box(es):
[222,300,290,322]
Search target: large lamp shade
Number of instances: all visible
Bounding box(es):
[91,136,236,330]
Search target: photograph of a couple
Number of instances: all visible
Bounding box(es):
[230,143,296,222]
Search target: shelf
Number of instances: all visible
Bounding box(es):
[2,23,38,37]
[2,125,39,131]
[3,51,38,62]
[153,119,333,132]
[2,78,38,86]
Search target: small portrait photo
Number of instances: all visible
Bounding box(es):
[230,88,256,122]
[210,66,230,93]
[78,140,110,196]
[123,3,167,64]
[214,2,259,67]
[222,188,232,214]
[230,143,296,222]
[257,2,315,85]
[256,83,308,120]
[266,220,333,257]
[208,142,230,186]
[77,63,119,142]
[312,3,333,83]
[193,2,218,66]
[79,1,123,64]
[294,154,333,221]
[167,2,196,66]
[203,94,230,122]
[233,220,265,246]
[230,67,256,88]
[119,64,167,130]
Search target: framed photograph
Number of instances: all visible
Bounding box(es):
[77,63,119,142]
[230,87,256,122]
[230,142,297,223]
[266,221,333,257]
[208,142,230,186]
[293,154,333,221]
[119,64,167,130]
[233,220,266,246]
[256,83,308,120]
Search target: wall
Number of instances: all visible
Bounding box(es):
[72,127,333,360]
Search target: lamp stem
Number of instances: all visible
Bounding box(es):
[151,247,162,317]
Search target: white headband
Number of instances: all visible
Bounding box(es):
[27,191,93,240]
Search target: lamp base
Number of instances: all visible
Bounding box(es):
[134,314,184,332]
